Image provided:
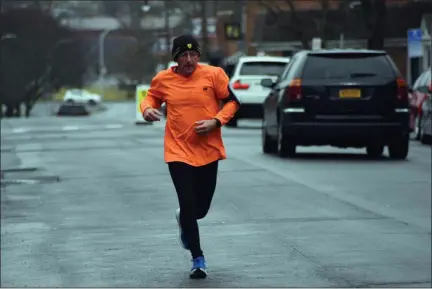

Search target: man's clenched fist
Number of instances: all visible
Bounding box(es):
[143,108,162,122]
[195,119,218,135]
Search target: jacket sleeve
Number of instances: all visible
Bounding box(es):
[139,75,164,114]
[213,68,241,126]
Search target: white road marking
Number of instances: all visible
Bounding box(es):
[62,126,80,131]
[10,124,125,134]
[12,128,29,134]
[105,124,124,129]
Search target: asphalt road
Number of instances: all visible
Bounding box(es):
[1,102,431,287]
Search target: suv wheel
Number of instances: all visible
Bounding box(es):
[277,124,296,158]
[410,114,421,140]
[388,135,409,160]
[262,121,277,154]
[420,114,431,144]
[366,144,384,158]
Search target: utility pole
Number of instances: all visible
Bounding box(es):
[430,22,432,87]
[200,0,208,61]
[0,0,4,118]
[98,28,114,99]
[163,0,170,62]
[236,0,246,54]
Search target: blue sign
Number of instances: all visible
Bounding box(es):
[407,28,423,58]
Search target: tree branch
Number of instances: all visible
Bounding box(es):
[256,0,312,49]
[284,0,296,14]
[318,0,330,47]
[360,0,387,49]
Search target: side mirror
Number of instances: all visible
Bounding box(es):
[261,78,274,88]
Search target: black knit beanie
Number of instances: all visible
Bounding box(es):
[171,34,201,60]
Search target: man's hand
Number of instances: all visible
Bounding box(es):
[195,119,218,135]
[143,107,162,122]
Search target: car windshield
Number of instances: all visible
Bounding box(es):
[426,70,431,83]
[302,54,395,79]
[70,89,84,94]
[239,61,288,76]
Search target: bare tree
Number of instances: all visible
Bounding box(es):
[317,0,330,47]
[200,0,209,61]
[101,0,157,82]
[257,0,326,49]
[257,0,388,51]
[1,4,84,117]
[360,0,387,50]
[101,0,200,81]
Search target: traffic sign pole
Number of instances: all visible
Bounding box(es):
[408,28,423,58]
[407,28,423,85]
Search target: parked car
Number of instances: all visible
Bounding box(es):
[57,102,89,116]
[261,49,410,159]
[418,81,432,144]
[408,68,431,141]
[63,89,102,105]
[226,56,291,127]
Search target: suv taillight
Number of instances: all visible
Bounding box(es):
[232,80,249,90]
[284,78,302,101]
[396,78,408,100]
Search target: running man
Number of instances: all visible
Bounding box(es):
[140,34,241,279]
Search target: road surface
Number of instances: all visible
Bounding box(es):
[1,102,431,287]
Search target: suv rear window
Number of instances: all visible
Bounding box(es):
[302,54,395,79]
[239,61,288,76]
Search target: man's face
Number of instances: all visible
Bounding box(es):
[176,50,200,76]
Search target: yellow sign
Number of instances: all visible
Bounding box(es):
[225,24,240,39]
[187,43,192,49]
[136,88,148,113]
[135,84,151,124]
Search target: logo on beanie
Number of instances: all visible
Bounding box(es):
[187,43,192,49]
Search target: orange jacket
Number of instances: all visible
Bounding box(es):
[140,64,240,167]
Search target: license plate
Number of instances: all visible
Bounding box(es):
[339,89,361,98]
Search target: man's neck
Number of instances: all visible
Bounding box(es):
[175,66,194,77]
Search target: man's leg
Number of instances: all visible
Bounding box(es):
[168,162,204,259]
[195,160,219,220]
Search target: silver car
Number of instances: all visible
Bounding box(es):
[420,91,432,144]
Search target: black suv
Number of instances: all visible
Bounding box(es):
[260,49,410,159]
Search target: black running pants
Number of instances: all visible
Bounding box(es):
[168,160,218,259]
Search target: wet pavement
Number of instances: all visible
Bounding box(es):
[1,102,431,287]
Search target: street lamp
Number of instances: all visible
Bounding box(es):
[98,28,117,99]
[339,1,363,48]
[141,0,150,12]
[349,0,362,9]
[141,4,150,12]
[0,33,17,40]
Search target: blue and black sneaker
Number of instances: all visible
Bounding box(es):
[175,208,189,250]
[190,256,207,279]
